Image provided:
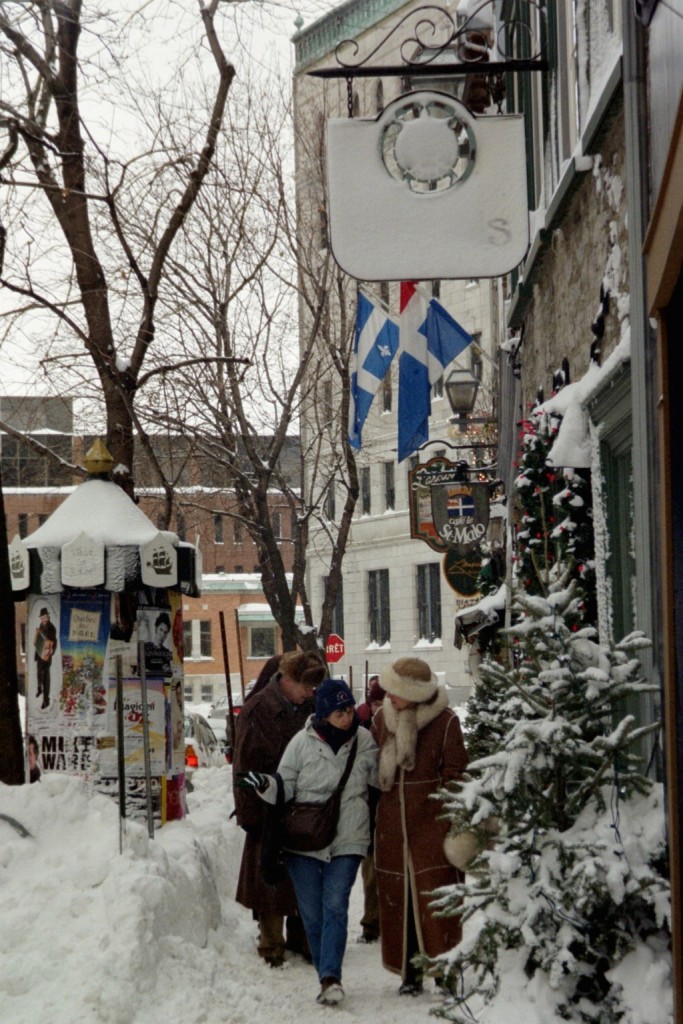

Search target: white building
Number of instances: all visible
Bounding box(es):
[292,0,503,703]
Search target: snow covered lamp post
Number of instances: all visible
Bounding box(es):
[8,440,202,829]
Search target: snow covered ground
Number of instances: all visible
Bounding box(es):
[0,766,449,1024]
[0,762,669,1024]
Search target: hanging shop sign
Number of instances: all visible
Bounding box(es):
[442,548,482,601]
[326,91,528,281]
[409,456,490,555]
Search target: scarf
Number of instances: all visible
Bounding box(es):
[378,686,449,791]
[313,713,360,754]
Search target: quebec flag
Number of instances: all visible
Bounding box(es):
[348,292,399,450]
[397,283,472,462]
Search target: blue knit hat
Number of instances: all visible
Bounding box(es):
[315,679,356,719]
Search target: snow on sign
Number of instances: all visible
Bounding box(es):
[325,633,345,663]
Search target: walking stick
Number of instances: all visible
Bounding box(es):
[219,611,236,754]
[234,607,246,699]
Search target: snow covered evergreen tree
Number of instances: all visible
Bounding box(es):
[429,402,671,1024]
[514,404,596,627]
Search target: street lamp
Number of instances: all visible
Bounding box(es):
[445,367,480,430]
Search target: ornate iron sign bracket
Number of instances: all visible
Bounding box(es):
[307,2,548,116]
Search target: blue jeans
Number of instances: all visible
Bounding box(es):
[286,854,361,982]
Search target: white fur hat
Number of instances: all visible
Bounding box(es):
[381,657,438,704]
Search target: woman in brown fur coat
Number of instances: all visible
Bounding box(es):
[371,656,468,995]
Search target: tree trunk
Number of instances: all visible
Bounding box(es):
[0,467,25,785]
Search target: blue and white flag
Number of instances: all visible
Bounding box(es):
[397,284,472,462]
[348,292,399,450]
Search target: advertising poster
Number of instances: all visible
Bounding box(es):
[27,595,62,720]
[26,591,110,780]
[101,676,166,776]
[137,604,175,680]
[59,589,111,724]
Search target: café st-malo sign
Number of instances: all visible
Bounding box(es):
[408,456,489,556]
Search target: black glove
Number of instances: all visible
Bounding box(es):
[235,771,270,792]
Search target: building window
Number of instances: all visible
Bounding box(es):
[38,514,48,527]
[431,280,441,298]
[589,365,634,642]
[326,481,336,521]
[319,205,328,249]
[375,79,384,114]
[417,563,442,641]
[322,380,333,425]
[201,683,214,703]
[368,568,390,645]
[409,454,419,472]
[291,513,299,543]
[382,371,392,413]
[323,575,345,638]
[471,340,483,381]
[214,514,224,544]
[234,564,243,574]
[432,375,444,399]
[183,621,193,658]
[18,513,28,539]
[250,626,277,658]
[183,683,194,703]
[233,519,243,544]
[199,620,212,658]
[361,466,371,515]
[272,511,282,541]
[215,564,224,574]
[384,462,395,511]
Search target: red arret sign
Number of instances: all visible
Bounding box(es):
[325,634,345,663]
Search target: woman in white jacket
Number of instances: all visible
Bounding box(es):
[239,678,379,1006]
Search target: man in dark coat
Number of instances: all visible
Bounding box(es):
[232,650,326,967]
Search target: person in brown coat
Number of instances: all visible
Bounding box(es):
[232,650,326,967]
[371,656,468,995]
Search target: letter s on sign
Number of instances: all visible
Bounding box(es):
[488,218,511,246]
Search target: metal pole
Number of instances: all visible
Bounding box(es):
[137,639,155,839]
[219,611,235,752]
[233,607,246,699]
[115,655,126,854]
